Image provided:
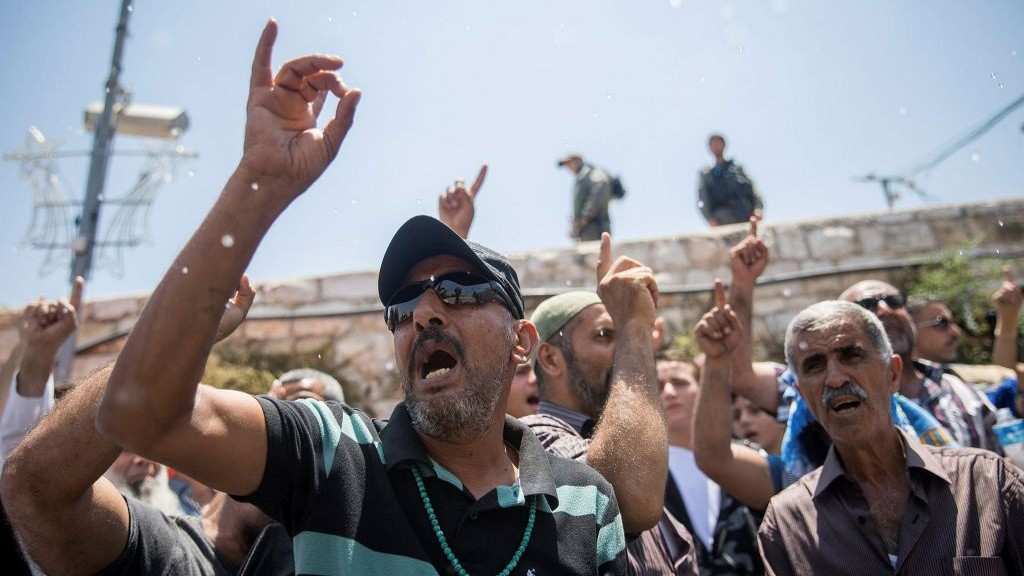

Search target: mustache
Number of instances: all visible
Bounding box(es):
[821,381,869,408]
[408,326,465,376]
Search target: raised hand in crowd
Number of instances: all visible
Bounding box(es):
[14,297,78,395]
[725,216,781,413]
[693,280,777,511]
[99,20,361,498]
[992,266,1022,370]
[437,164,487,239]
[585,232,667,533]
[2,276,259,575]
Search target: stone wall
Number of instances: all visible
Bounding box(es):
[3,198,1022,415]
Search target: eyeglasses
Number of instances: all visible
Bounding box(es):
[385,271,515,331]
[854,294,905,312]
[917,316,955,330]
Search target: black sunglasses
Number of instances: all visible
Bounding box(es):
[917,316,954,330]
[854,294,905,312]
[385,271,514,331]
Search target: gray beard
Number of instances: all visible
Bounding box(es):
[107,466,183,517]
[403,337,513,443]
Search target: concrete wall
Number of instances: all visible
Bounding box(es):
[3,197,1022,414]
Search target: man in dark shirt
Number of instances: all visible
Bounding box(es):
[96,21,626,574]
[697,134,763,227]
[524,235,698,575]
[558,153,614,241]
[758,300,1024,574]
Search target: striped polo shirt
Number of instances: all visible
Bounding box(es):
[235,397,627,575]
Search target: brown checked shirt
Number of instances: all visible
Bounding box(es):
[758,428,1024,575]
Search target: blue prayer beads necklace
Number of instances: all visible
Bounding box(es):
[411,467,537,576]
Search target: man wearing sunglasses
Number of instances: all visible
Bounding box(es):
[97,21,626,575]
[839,280,1000,452]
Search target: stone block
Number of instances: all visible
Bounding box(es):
[319,272,378,301]
[88,297,141,322]
[292,317,352,338]
[293,336,333,355]
[649,238,689,273]
[770,226,809,260]
[258,280,319,308]
[806,226,857,260]
[243,319,293,340]
[685,236,727,269]
[882,221,936,254]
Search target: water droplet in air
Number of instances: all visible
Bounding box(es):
[385,361,395,372]
[565,280,573,286]
[670,0,683,7]
[251,182,259,191]
[221,234,235,248]
[996,249,1001,255]
[798,341,808,350]
[699,75,706,84]
[352,10,358,17]
[970,152,980,163]
[958,250,964,256]
[999,220,1005,227]
[187,170,195,177]
[350,199,359,206]
[782,287,793,298]
[898,106,907,116]
[175,144,185,154]
[327,16,333,23]
[697,201,705,208]
[317,353,322,360]
[127,3,133,12]
[98,194,106,202]
[1012,49,1018,57]
[181,266,189,275]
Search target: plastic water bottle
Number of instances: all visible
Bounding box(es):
[994,408,1024,470]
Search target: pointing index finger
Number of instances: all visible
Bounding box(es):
[749,215,759,238]
[597,233,612,282]
[1004,265,1014,284]
[714,278,727,308]
[470,164,488,197]
[250,19,278,90]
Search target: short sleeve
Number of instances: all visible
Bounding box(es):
[595,481,628,575]
[520,415,590,462]
[0,371,54,470]
[757,502,793,576]
[231,396,364,532]
[101,497,223,576]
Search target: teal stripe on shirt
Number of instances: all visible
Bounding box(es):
[298,399,342,479]
[293,531,439,575]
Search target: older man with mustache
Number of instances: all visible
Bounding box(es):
[96,20,626,575]
[758,301,1024,575]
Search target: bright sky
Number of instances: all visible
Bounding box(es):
[2,1,1022,307]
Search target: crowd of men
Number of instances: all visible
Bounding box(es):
[1,20,1023,575]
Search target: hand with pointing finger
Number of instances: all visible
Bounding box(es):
[438,164,488,239]
[730,216,769,287]
[694,280,743,359]
[992,266,1023,319]
[596,233,659,330]
[240,20,362,198]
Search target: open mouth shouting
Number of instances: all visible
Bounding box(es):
[412,335,463,393]
[827,396,863,414]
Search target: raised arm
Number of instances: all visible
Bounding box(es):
[97,20,361,496]
[693,280,776,510]
[438,164,487,239]
[0,297,78,467]
[588,233,667,534]
[727,217,780,413]
[2,281,253,575]
[992,267,1022,370]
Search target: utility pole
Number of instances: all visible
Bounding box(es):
[54,0,134,384]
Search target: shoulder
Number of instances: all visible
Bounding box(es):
[768,467,820,512]
[925,444,1008,475]
[520,414,589,460]
[521,413,580,436]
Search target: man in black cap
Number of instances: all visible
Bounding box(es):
[97,20,626,575]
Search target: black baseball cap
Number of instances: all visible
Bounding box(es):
[377,216,525,320]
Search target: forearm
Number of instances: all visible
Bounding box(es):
[100,166,289,449]
[4,365,118,509]
[0,342,24,416]
[15,347,58,397]
[588,323,666,533]
[693,357,735,474]
[728,280,777,411]
[993,312,1020,369]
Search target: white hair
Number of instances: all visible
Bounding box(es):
[276,368,345,403]
[784,300,893,373]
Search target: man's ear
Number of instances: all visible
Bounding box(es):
[511,320,540,365]
[536,341,565,382]
[888,353,904,395]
